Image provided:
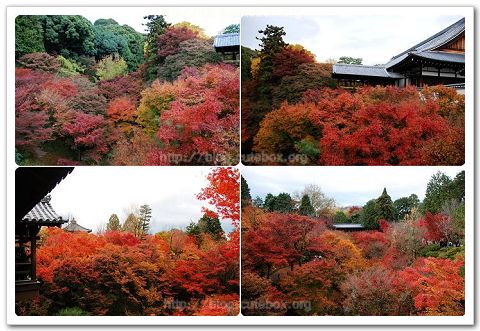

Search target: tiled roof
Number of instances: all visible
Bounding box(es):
[386,18,465,69]
[333,64,403,78]
[390,18,465,60]
[413,51,464,63]
[21,196,65,225]
[333,223,365,229]
[213,33,239,48]
[385,50,465,69]
[63,220,92,233]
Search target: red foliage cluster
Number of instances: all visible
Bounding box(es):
[157,26,199,58]
[145,64,240,165]
[241,206,465,316]
[253,85,464,165]
[29,167,240,316]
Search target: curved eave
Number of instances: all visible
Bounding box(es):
[387,53,465,71]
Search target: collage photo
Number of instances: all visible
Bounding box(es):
[6,5,474,327]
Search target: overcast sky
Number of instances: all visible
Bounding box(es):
[241,15,463,65]
[83,7,240,37]
[242,167,462,208]
[49,167,231,234]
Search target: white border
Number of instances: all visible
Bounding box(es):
[6,6,474,326]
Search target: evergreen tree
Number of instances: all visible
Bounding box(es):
[241,175,252,203]
[298,194,315,217]
[142,15,170,80]
[186,221,201,237]
[376,188,395,222]
[106,213,121,231]
[15,15,45,58]
[423,171,453,213]
[198,214,224,240]
[257,25,287,89]
[393,194,420,221]
[263,192,294,213]
[361,199,380,229]
[333,211,349,224]
[186,214,224,241]
[138,204,152,235]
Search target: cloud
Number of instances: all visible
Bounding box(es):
[241,15,463,65]
[49,167,234,233]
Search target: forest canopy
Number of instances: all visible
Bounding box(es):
[241,171,465,316]
[15,15,239,166]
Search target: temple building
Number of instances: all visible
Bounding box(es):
[332,223,365,232]
[16,167,73,301]
[213,33,240,64]
[332,18,465,91]
[63,218,92,233]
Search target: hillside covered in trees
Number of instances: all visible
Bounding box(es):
[241,171,465,315]
[15,15,239,165]
[241,25,464,165]
[16,167,240,316]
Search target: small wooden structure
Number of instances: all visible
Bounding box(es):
[213,33,240,64]
[333,18,465,89]
[15,167,73,301]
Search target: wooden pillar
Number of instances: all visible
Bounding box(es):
[30,238,36,281]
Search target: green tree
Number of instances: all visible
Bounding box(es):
[42,15,96,57]
[96,55,128,80]
[198,214,224,240]
[298,194,315,217]
[186,214,224,241]
[15,15,45,58]
[333,211,349,224]
[361,199,380,229]
[376,188,395,222]
[138,204,152,235]
[222,24,240,34]
[338,56,362,65]
[263,192,294,214]
[93,19,145,71]
[423,171,454,213]
[257,25,287,88]
[186,221,201,237]
[106,214,121,231]
[393,194,420,221]
[241,176,252,203]
[143,15,170,80]
[241,46,256,81]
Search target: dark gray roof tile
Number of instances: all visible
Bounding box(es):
[333,64,403,78]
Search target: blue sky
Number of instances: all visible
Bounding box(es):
[241,15,463,65]
[242,167,462,207]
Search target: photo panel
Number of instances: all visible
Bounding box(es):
[14,11,240,166]
[241,166,466,316]
[14,166,240,316]
[241,14,465,166]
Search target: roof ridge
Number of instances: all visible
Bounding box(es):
[334,63,384,68]
[390,17,464,60]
